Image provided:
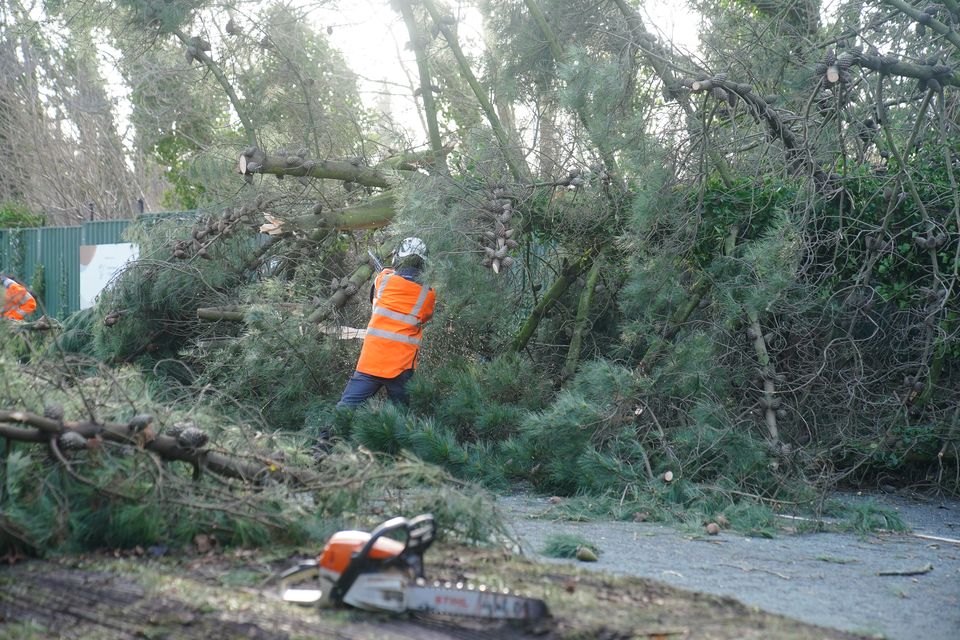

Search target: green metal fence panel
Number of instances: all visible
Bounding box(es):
[0,213,199,319]
[42,226,82,318]
[82,219,132,246]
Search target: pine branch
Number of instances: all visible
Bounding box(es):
[173,29,257,146]
[881,0,960,51]
[524,0,624,186]
[609,0,734,186]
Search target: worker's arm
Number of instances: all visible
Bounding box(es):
[420,289,436,324]
[20,290,37,315]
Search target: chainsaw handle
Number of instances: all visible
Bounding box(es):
[356,514,435,562]
[278,560,319,591]
[356,516,409,560]
[330,514,436,604]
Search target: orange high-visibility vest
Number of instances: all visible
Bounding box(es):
[355,268,435,378]
[2,277,36,321]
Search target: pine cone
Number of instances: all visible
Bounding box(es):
[177,427,209,450]
[166,422,192,439]
[58,431,88,451]
[44,403,65,422]
[128,414,154,433]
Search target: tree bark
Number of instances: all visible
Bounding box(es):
[291,193,398,233]
[196,306,248,322]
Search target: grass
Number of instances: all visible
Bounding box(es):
[541,533,601,559]
[795,500,910,534]
[836,501,908,533]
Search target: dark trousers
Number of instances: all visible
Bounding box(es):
[336,369,414,408]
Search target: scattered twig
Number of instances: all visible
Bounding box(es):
[877,563,934,577]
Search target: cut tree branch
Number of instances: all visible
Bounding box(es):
[238,148,398,189]
[291,193,398,232]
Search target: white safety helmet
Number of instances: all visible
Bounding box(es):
[395,237,428,261]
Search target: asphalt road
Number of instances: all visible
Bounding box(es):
[501,492,960,640]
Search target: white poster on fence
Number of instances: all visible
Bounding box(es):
[79,243,139,309]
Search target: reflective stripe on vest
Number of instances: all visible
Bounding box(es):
[375,272,393,299]
[372,306,420,325]
[409,283,430,317]
[366,327,422,345]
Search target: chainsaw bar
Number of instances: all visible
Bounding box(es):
[404,578,549,621]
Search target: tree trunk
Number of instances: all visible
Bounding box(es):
[512,252,592,352]
[562,259,602,379]
[396,0,444,154]
[422,0,528,182]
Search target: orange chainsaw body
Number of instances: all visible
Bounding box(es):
[319,530,406,576]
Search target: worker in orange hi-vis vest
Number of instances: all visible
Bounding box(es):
[1,274,37,321]
[337,238,436,408]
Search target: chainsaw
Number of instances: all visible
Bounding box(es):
[278,514,549,622]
